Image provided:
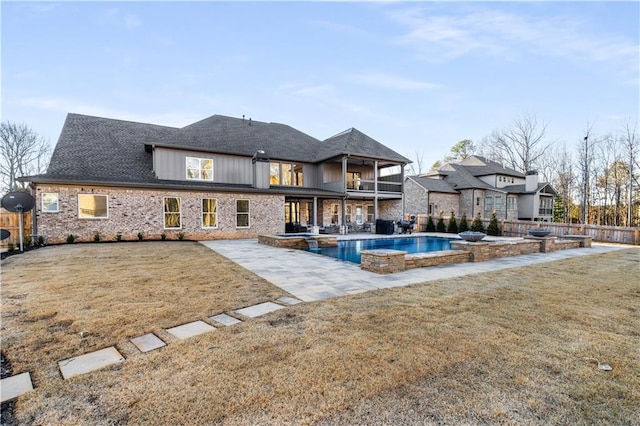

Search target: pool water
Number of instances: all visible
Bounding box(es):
[307,237,452,264]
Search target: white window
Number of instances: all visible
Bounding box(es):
[236,199,250,228]
[78,194,108,219]
[270,162,280,185]
[507,197,517,210]
[345,205,352,223]
[355,205,363,225]
[331,204,339,224]
[366,205,374,223]
[202,198,218,228]
[42,193,59,213]
[164,197,181,229]
[186,157,213,181]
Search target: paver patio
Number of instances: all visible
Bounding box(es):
[201,236,629,302]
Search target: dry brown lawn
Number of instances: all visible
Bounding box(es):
[1,242,639,425]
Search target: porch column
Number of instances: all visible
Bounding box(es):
[313,197,318,227]
[374,160,379,221]
[341,197,347,234]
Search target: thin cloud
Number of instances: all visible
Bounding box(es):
[386,5,639,75]
[349,72,442,90]
[102,7,141,30]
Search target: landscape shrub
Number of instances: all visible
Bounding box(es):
[459,213,469,232]
[471,214,485,232]
[66,234,76,244]
[436,211,446,233]
[487,211,501,236]
[447,211,459,233]
[137,232,144,241]
[93,232,101,242]
[425,216,435,232]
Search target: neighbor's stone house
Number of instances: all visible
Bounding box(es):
[404,155,557,222]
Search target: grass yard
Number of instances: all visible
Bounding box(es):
[1,242,639,425]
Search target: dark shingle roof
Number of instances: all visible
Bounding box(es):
[317,128,410,163]
[461,155,525,178]
[439,164,493,190]
[28,113,407,188]
[178,115,323,162]
[407,176,459,194]
[46,114,179,183]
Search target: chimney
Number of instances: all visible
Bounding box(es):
[252,150,270,189]
[525,170,538,192]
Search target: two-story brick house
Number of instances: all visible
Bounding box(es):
[22,113,410,243]
[404,155,557,221]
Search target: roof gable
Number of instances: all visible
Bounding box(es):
[317,128,409,163]
[408,176,459,194]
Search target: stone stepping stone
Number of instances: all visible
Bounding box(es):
[277,296,303,305]
[166,320,215,339]
[58,347,125,380]
[209,313,242,326]
[1,372,34,402]
[235,302,285,318]
[130,333,166,353]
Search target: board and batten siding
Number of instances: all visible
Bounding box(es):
[153,147,253,185]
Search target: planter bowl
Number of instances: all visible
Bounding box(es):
[458,231,486,242]
[528,228,552,237]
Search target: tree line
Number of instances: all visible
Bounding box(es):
[408,114,640,227]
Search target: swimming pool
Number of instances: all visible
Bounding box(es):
[306,236,452,264]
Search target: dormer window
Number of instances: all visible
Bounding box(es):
[186,157,213,181]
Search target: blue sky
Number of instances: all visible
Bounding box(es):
[2,1,638,169]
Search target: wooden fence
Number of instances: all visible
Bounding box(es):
[412,214,640,245]
[0,208,33,248]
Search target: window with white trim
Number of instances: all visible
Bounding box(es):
[164,197,181,229]
[366,205,374,223]
[202,198,218,228]
[355,205,363,225]
[331,204,339,224]
[186,157,213,181]
[507,196,517,210]
[78,194,108,219]
[42,193,59,213]
[236,199,250,228]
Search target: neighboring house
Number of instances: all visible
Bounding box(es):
[404,155,557,221]
[21,113,409,243]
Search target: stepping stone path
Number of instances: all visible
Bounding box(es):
[58,347,125,380]
[277,296,303,305]
[166,320,215,339]
[235,301,285,318]
[1,372,33,403]
[4,296,305,392]
[130,333,166,353]
[210,313,242,326]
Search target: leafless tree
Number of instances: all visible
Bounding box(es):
[620,119,639,226]
[484,114,553,173]
[546,144,575,223]
[405,150,426,176]
[0,122,51,193]
[577,123,598,224]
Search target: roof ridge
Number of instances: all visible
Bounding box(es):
[67,112,180,130]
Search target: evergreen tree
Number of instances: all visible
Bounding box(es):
[487,210,501,236]
[553,196,564,222]
[426,215,435,232]
[459,213,469,232]
[471,213,485,232]
[436,211,446,233]
[447,210,459,233]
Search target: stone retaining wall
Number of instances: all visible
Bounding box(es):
[405,250,470,269]
[258,234,337,249]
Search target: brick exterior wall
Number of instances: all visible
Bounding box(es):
[403,180,429,215]
[32,184,284,243]
[428,193,459,217]
[378,199,403,221]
